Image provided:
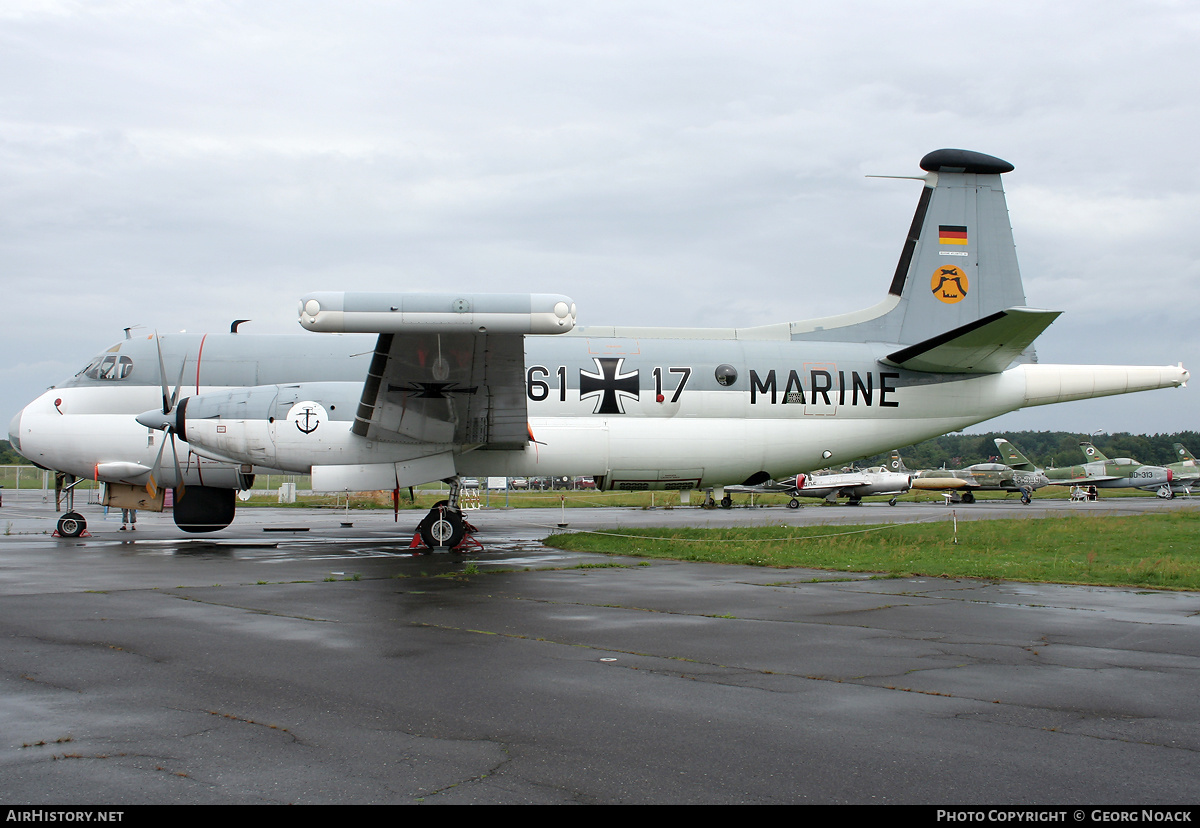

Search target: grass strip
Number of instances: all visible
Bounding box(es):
[543,509,1200,590]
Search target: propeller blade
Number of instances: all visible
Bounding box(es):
[170,434,186,501]
[170,358,186,411]
[154,331,172,415]
[145,434,168,498]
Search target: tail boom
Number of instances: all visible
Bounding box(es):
[1018,364,1189,407]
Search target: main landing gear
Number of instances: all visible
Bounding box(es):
[412,477,480,552]
[54,473,88,538]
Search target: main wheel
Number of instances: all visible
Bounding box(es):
[961,491,975,504]
[787,498,800,509]
[720,496,732,509]
[418,506,466,549]
[57,512,86,538]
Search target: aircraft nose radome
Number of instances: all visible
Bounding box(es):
[7,410,21,453]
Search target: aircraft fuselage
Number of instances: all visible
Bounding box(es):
[13,329,1042,493]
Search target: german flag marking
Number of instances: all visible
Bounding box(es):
[938,225,968,245]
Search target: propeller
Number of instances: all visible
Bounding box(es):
[138,333,188,500]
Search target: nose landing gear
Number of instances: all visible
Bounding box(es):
[56,511,87,538]
[53,474,90,538]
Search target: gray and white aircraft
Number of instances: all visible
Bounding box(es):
[722,467,912,508]
[8,149,1190,545]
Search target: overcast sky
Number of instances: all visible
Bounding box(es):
[3,0,1197,439]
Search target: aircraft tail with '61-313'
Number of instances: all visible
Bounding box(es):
[9,149,1189,544]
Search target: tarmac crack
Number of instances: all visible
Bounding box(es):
[167,591,338,623]
[950,707,1200,753]
[412,745,514,803]
[412,619,988,699]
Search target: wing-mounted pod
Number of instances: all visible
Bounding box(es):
[298,292,577,334]
[297,292,577,453]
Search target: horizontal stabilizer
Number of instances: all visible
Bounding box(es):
[884,308,1061,374]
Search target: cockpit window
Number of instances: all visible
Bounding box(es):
[77,354,135,381]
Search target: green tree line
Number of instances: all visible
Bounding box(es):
[864,431,1200,471]
[0,440,28,465]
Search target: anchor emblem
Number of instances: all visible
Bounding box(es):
[286,401,328,436]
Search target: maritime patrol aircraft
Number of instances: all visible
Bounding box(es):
[722,466,912,508]
[887,449,1049,503]
[8,149,1190,545]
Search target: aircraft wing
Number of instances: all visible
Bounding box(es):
[297,291,577,449]
[724,482,796,495]
[352,332,529,448]
[884,308,1061,374]
[1048,475,1121,484]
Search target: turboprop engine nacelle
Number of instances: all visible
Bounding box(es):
[145,382,449,473]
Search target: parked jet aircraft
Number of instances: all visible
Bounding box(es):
[8,149,1190,545]
[722,467,912,507]
[886,450,1048,503]
[1048,442,1178,498]
[1001,440,1173,498]
[1083,441,1200,497]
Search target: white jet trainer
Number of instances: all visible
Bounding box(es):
[10,149,1189,544]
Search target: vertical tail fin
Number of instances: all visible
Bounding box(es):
[1172,443,1197,464]
[794,149,1037,352]
[994,438,1037,471]
[887,450,910,473]
[1079,441,1109,463]
[892,149,1028,346]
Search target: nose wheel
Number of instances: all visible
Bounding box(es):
[52,474,89,537]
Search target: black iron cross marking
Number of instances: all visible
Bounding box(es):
[391,382,479,399]
[580,357,639,415]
